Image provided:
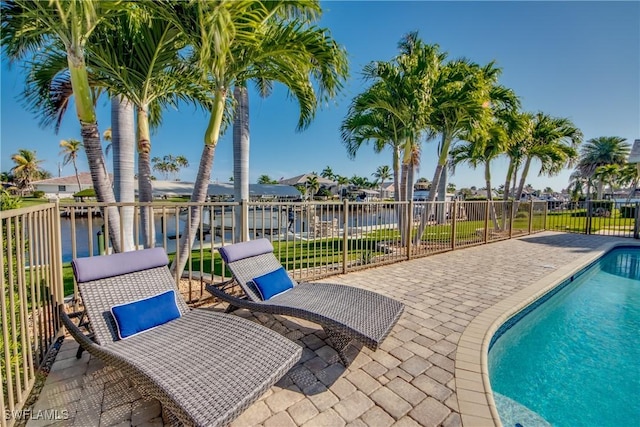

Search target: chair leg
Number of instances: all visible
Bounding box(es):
[324,328,352,366]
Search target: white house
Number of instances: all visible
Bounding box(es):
[32,172,97,199]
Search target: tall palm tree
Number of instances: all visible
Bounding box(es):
[576,136,630,199]
[450,125,509,229]
[59,138,83,191]
[2,0,123,252]
[10,149,44,194]
[501,112,532,202]
[87,10,199,248]
[167,1,347,277]
[230,3,347,241]
[372,165,392,199]
[415,61,519,241]
[513,113,582,206]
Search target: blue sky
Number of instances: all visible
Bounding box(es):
[1,1,639,192]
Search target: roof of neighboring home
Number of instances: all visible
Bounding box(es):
[150,181,301,197]
[32,172,112,186]
[278,173,336,186]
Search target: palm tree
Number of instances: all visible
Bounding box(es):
[513,113,582,206]
[336,175,350,201]
[450,125,510,230]
[166,1,347,277]
[372,165,392,199]
[593,164,621,197]
[10,149,44,194]
[86,10,198,248]
[230,3,347,241]
[174,155,189,181]
[59,138,83,191]
[306,175,320,199]
[2,0,123,251]
[576,136,630,199]
[321,166,335,181]
[342,32,440,245]
[257,175,277,184]
[501,112,532,202]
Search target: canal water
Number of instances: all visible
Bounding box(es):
[59,205,404,262]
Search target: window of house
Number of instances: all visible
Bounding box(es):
[58,185,66,192]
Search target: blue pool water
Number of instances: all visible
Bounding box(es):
[489,247,640,427]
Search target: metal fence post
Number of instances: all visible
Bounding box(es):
[634,202,640,239]
[483,201,490,243]
[407,201,413,260]
[585,200,592,235]
[451,200,458,250]
[240,200,249,242]
[543,201,548,231]
[528,201,534,235]
[508,201,514,239]
[343,200,349,274]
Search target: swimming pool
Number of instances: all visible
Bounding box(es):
[488,246,640,427]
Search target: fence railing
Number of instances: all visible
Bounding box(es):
[1,203,64,427]
[2,197,637,422]
[545,199,638,237]
[56,200,555,302]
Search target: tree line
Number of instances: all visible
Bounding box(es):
[2,1,632,273]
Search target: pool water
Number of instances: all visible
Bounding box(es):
[489,247,640,427]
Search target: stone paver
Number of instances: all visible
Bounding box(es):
[25,233,625,426]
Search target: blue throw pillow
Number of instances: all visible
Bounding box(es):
[252,267,295,300]
[110,290,181,339]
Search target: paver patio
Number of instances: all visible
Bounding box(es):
[27,232,629,427]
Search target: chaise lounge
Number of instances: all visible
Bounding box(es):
[60,248,302,426]
[205,239,404,365]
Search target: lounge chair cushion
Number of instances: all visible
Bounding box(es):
[252,267,294,300]
[111,290,181,339]
[73,247,169,283]
[219,239,273,263]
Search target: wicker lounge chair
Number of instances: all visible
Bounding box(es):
[60,248,302,427]
[205,239,404,365]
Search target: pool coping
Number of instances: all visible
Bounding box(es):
[454,240,640,427]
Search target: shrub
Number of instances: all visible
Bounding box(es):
[1,189,22,210]
[73,188,96,198]
[515,211,529,219]
[32,190,45,198]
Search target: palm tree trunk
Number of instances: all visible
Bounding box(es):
[596,181,604,199]
[436,165,447,224]
[414,132,449,245]
[233,85,250,242]
[393,145,401,202]
[72,160,81,192]
[171,144,216,278]
[514,156,532,213]
[112,96,136,251]
[171,89,226,279]
[399,162,409,245]
[80,122,122,253]
[137,105,155,248]
[485,163,499,230]
[68,51,121,252]
[502,158,515,230]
